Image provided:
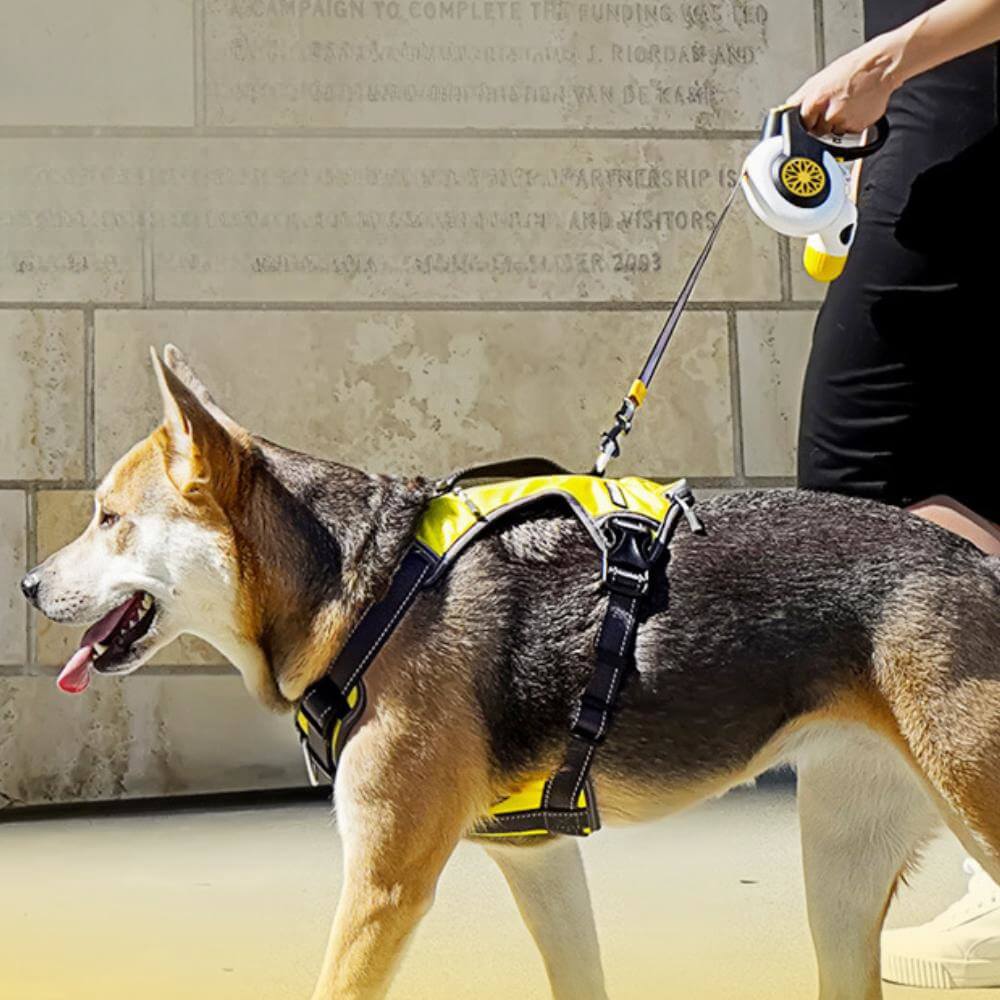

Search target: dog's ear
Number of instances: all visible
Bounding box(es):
[149,347,243,502]
[163,343,246,439]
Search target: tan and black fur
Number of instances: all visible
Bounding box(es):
[22,346,1000,1000]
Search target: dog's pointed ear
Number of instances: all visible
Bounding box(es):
[149,347,242,501]
[163,343,246,440]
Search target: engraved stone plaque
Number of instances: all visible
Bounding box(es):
[1,139,778,303]
[204,0,816,129]
[0,144,145,302]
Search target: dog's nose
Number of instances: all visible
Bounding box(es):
[20,571,41,606]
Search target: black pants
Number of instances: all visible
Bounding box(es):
[797,0,1000,524]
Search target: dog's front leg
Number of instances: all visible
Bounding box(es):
[308,722,480,1000]
[485,838,610,1000]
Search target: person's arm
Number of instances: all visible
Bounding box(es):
[789,0,1000,133]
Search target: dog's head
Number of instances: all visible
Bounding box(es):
[22,347,257,695]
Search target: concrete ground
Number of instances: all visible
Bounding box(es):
[0,785,992,1000]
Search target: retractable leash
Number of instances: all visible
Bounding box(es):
[592,179,740,476]
[593,105,889,477]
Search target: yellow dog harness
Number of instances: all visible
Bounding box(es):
[296,463,702,838]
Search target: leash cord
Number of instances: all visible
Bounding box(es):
[592,177,741,476]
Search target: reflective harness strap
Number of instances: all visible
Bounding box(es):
[297,544,436,784]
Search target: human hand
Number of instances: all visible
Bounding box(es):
[787,33,903,134]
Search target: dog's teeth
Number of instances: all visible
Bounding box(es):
[141,594,153,610]
[93,642,107,656]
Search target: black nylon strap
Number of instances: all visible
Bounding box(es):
[298,544,436,779]
[544,589,641,814]
[327,545,435,695]
[436,457,570,493]
[543,520,665,827]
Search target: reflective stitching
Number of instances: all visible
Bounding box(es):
[342,559,431,694]
[571,744,597,802]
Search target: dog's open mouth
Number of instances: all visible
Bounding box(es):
[57,592,157,694]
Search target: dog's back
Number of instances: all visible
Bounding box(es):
[425,488,1000,825]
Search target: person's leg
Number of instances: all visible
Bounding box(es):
[907,496,1000,556]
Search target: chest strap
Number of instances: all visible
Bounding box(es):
[296,481,701,838]
[297,545,436,785]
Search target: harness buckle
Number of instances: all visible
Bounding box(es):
[602,560,649,597]
[601,520,651,597]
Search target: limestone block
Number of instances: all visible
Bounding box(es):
[824,0,865,60]
[0,675,305,808]
[95,308,734,478]
[0,0,194,126]
[737,309,816,476]
[0,311,86,479]
[790,244,829,303]
[0,492,27,665]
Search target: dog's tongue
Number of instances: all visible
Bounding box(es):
[57,646,93,694]
[56,593,140,695]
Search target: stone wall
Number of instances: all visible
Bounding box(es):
[0,0,862,808]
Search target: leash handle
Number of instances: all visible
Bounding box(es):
[592,179,740,476]
[810,116,889,161]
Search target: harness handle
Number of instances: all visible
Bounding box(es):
[436,456,570,494]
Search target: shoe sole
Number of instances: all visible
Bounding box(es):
[882,952,1000,989]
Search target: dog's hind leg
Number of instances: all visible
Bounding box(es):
[485,838,609,1000]
[794,721,941,1000]
[875,575,1000,885]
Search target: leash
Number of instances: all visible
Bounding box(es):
[592,107,889,476]
[592,178,740,476]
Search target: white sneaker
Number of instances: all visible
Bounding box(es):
[882,859,1000,988]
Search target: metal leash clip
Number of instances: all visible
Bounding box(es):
[594,394,639,476]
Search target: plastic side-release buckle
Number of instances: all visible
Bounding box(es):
[297,675,351,787]
[601,520,651,597]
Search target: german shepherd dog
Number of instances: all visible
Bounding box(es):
[21,346,1000,1000]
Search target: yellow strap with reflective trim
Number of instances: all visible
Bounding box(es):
[416,474,676,559]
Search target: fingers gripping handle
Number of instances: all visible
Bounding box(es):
[811,116,890,161]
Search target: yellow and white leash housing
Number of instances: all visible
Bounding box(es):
[740,105,888,283]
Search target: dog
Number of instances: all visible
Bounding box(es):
[21,345,1000,1000]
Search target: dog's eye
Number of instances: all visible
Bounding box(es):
[98,509,120,529]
